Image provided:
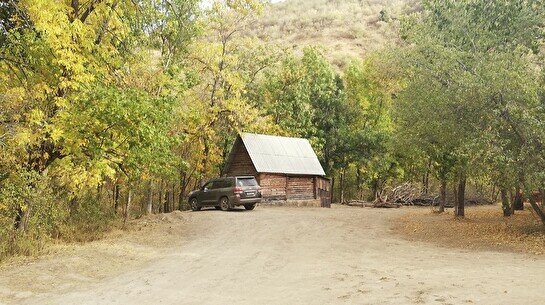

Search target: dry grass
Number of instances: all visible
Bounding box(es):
[252,0,419,68]
[0,211,192,301]
[393,205,545,255]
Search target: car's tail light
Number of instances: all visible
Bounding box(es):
[234,187,243,195]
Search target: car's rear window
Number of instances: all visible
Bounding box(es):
[237,177,257,187]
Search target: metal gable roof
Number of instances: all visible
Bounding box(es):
[240,133,326,176]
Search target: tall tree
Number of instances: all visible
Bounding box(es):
[398,0,545,217]
[180,0,278,183]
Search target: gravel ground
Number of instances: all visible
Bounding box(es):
[1,205,544,305]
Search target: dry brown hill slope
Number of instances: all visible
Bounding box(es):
[252,0,419,68]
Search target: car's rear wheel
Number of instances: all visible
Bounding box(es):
[244,204,256,210]
[190,198,201,211]
[219,197,230,211]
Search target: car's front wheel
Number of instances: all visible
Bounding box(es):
[219,197,230,211]
[190,198,201,211]
[244,204,256,210]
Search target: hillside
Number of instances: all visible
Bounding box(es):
[253,0,419,68]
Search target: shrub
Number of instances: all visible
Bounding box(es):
[0,170,65,260]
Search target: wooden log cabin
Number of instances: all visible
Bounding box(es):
[223,133,331,207]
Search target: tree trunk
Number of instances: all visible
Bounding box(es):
[164,190,170,213]
[519,181,545,225]
[438,179,446,213]
[509,189,515,215]
[490,184,498,203]
[13,206,23,230]
[529,194,545,225]
[179,171,187,210]
[15,199,32,233]
[192,179,199,194]
[220,138,230,176]
[513,186,524,211]
[501,188,511,217]
[167,184,173,212]
[171,184,175,212]
[201,138,210,185]
[340,168,346,204]
[356,168,362,200]
[331,176,336,204]
[371,180,379,202]
[453,184,457,211]
[69,197,78,217]
[146,181,153,215]
[114,184,121,213]
[455,176,466,217]
[539,188,545,209]
[158,180,164,213]
[423,159,431,195]
[124,189,132,227]
[97,183,103,201]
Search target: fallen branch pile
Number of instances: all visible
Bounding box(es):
[343,183,494,208]
[390,183,429,205]
[375,183,437,206]
[344,200,400,208]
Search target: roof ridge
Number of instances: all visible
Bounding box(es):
[240,132,310,141]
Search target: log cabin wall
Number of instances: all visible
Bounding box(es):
[316,177,332,207]
[316,177,330,193]
[223,139,257,176]
[286,176,315,200]
[258,173,287,200]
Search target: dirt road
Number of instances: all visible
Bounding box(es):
[1,206,544,305]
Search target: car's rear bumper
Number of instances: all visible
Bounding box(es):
[232,196,261,206]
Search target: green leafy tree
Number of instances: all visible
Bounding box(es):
[0,0,201,255]
[181,0,279,183]
[343,55,401,201]
[398,0,545,217]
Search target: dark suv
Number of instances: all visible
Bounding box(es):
[188,176,262,211]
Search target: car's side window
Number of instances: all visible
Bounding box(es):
[209,181,221,190]
[204,181,215,190]
[214,180,223,189]
[218,180,229,188]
